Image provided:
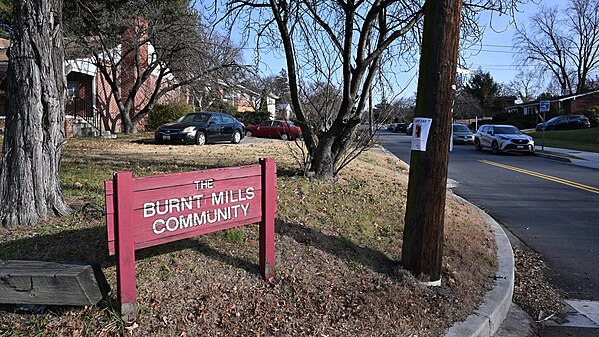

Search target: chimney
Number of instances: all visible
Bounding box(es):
[120,17,148,115]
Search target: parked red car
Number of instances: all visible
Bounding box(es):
[245,120,302,140]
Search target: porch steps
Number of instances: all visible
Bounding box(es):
[72,117,116,139]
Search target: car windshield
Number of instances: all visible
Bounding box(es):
[495,126,521,135]
[453,125,470,132]
[546,116,561,123]
[179,113,209,123]
[286,122,295,126]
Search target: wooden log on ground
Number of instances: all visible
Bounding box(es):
[0,260,110,306]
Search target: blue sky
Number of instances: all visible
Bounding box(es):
[457,0,563,91]
[221,0,564,99]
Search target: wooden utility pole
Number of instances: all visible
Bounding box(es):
[401,0,462,284]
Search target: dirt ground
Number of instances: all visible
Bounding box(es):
[0,135,548,336]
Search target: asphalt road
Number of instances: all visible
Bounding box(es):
[379,131,599,301]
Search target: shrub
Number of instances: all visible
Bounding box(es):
[583,106,599,127]
[492,111,558,130]
[492,112,533,129]
[146,102,194,130]
[230,110,271,126]
[205,99,271,125]
[207,100,237,115]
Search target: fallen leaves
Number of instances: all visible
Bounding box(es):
[513,247,564,321]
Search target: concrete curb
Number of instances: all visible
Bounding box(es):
[445,193,515,337]
[534,152,572,163]
[374,143,515,336]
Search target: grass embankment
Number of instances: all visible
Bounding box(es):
[526,127,599,153]
[0,135,496,336]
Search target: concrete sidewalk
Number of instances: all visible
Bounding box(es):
[535,146,599,170]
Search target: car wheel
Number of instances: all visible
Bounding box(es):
[231,130,242,144]
[491,141,499,154]
[280,133,289,141]
[195,131,206,146]
[474,139,482,151]
[245,131,253,137]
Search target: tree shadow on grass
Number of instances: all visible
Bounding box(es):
[275,220,404,280]
[0,220,402,284]
[0,224,265,317]
[0,225,261,277]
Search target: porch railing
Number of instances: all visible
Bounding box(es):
[68,97,101,133]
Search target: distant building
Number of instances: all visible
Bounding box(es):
[498,96,517,107]
[0,23,185,137]
[210,81,277,117]
[505,90,599,116]
[276,104,293,120]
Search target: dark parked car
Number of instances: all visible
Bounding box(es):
[154,112,245,145]
[393,123,408,133]
[245,120,302,140]
[406,123,413,135]
[474,124,534,154]
[535,114,590,131]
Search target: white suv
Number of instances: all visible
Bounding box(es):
[474,125,535,154]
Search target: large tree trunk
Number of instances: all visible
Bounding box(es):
[310,113,361,180]
[0,0,70,228]
[311,138,336,180]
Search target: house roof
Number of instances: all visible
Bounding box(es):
[215,79,279,100]
[506,89,599,109]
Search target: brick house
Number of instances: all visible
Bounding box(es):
[1,30,277,136]
[64,25,184,136]
[0,26,184,137]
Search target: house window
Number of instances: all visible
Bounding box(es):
[67,81,80,99]
[524,106,536,115]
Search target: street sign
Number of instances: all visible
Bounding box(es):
[540,100,550,112]
[539,100,550,151]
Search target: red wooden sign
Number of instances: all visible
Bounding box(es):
[104,158,277,319]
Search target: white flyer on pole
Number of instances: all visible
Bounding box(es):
[411,118,432,151]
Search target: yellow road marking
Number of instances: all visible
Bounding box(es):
[479,160,599,195]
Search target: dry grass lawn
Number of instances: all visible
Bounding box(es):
[0,134,497,336]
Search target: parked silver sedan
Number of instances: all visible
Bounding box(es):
[474,124,535,154]
[452,124,474,144]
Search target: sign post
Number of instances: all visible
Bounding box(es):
[540,100,550,151]
[105,158,277,320]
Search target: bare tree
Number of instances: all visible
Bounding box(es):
[0,0,70,227]
[300,82,343,136]
[261,69,291,104]
[221,0,530,179]
[66,0,243,134]
[504,70,544,103]
[453,90,482,118]
[220,1,425,179]
[515,0,599,95]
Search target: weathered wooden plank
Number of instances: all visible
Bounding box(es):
[260,158,277,281]
[131,164,261,192]
[105,173,267,256]
[114,172,137,320]
[0,260,109,306]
